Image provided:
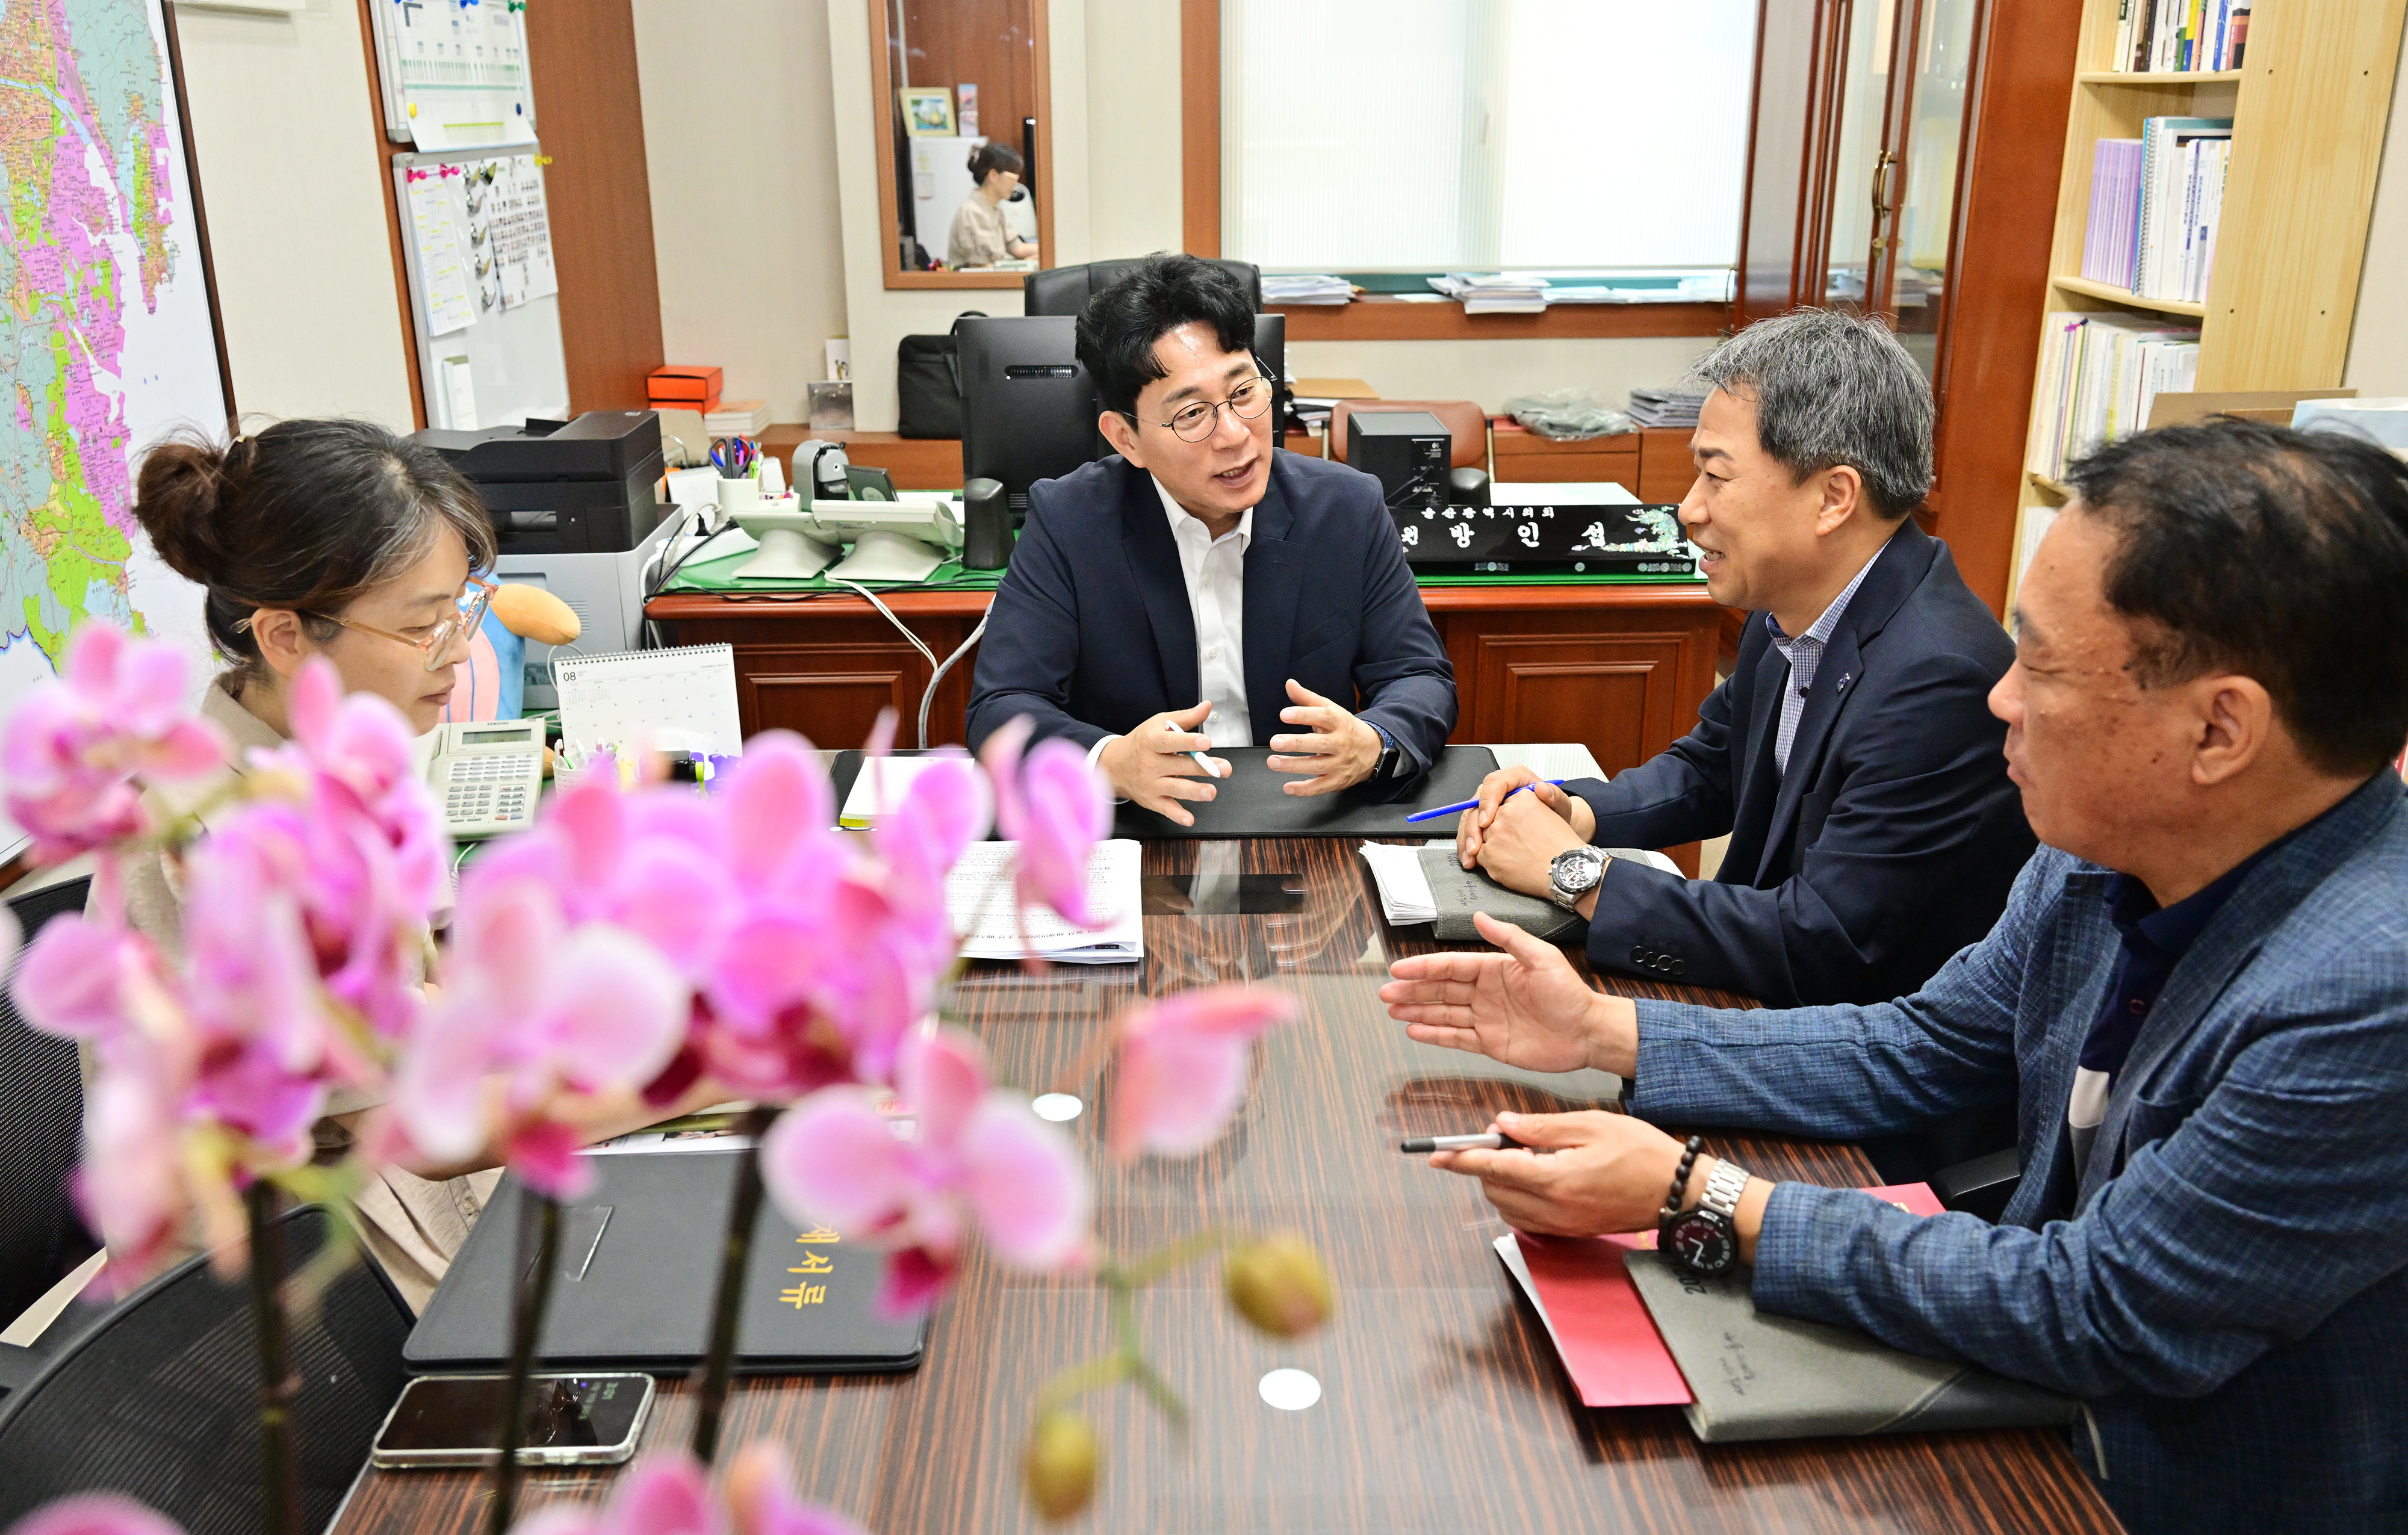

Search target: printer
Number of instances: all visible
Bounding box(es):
[414,411,678,710]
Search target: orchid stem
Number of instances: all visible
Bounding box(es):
[691,1104,777,1463]
[246,1180,299,1535]
[489,1191,561,1535]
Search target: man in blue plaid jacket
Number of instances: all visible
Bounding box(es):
[1384,420,2408,1535]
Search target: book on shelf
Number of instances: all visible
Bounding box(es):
[2115,0,2250,74]
[2026,312,2200,482]
[2135,117,2231,303]
[2081,138,2143,287]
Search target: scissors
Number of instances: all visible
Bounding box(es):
[710,436,757,477]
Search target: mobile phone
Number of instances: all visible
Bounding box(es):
[370,1372,655,1469]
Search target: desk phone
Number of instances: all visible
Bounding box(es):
[427,718,545,839]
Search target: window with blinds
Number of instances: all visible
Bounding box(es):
[1225,0,1756,273]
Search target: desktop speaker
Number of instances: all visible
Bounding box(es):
[1347,411,1451,512]
[963,477,1011,569]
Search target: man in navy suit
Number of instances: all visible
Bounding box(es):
[1457,309,2032,1005]
[966,256,1455,821]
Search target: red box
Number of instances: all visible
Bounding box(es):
[648,365,722,415]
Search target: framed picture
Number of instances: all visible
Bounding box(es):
[898,87,955,137]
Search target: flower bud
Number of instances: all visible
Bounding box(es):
[1224,1233,1333,1338]
[1022,1410,1099,1521]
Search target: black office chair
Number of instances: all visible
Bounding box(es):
[1023,257,1263,316]
[0,1203,412,1535]
[1,875,98,1328]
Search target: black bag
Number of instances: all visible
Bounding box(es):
[896,311,986,439]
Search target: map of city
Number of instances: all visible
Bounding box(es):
[2,0,226,855]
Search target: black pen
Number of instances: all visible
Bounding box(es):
[1398,1131,1531,1153]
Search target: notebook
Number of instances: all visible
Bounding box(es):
[1618,1183,2079,1442]
[553,643,743,763]
[405,1149,926,1374]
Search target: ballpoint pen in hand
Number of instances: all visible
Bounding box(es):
[1398,1131,1551,1155]
[1404,779,1568,824]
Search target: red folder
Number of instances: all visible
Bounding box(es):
[1504,1182,1942,1409]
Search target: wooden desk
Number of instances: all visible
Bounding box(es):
[644,582,1725,875]
[330,838,2117,1535]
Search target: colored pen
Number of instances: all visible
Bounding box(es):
[1165,716,1223,777]
[1399,1132,1529,1153]
[1403,779,1568,824]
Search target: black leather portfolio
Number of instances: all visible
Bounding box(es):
[405,1150,926,1374]
[828,745,1500,840]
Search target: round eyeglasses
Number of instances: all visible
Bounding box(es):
[308,577,497,673]
[1141,375,1275,443]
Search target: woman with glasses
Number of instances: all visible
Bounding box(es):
[113,418,721,1309]
[966,255,1456,824]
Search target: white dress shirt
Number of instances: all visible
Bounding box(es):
[1088,477,1257,772]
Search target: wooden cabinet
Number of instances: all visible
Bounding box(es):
[1490,423,1640,486]
[646,582,1724,873]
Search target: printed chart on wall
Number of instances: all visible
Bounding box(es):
[370,0,536,154]
[395,147,565,431]
[0,0,228,860]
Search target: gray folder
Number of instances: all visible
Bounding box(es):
[1413,845,1665,943]
[1622,1250,2076,1442]
[405,1150,925,1374]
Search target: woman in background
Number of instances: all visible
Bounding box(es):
[948,141,1037,268]
[118,419,718,1309]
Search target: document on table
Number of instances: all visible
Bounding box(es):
[1360,838,1682,929]
[949,840,1142,963]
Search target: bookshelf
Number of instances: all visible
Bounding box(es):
[2009,0,2406,610]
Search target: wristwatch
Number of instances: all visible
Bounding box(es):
[1660,1142,1751,1279]
[1370,726,1404,780]
[1546,846,1607,910]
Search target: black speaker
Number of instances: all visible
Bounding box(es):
[963,477,1011,569]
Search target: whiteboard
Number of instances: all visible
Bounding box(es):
[0,0,228,862]
[392,146,569,430]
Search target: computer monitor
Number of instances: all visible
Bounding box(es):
[958,313,1289,516]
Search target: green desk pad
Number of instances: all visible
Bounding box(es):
[661,544,1705,596]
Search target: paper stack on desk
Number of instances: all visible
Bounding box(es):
[948,840,1142,964]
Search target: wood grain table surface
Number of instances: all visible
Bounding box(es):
[333,837,2121,1535]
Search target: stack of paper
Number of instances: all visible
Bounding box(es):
[1628,388,1708,428]
[1261,274,1353,306]
[949,840,1142,963]
[704,399,773,436]
[1359,841,1440,925]
[1427,273,1549,315]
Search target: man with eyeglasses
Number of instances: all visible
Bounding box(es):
[967,255,1456,820]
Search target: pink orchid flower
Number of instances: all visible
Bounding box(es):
[696,740,979,1098]
[1109,986,1298,1159]
[0,622,223,861]
[268,659,447,912]
[761,1026,1091,1317]
[980,717,1112,926]
[3,1493,188,1535]
[70,1053,195,1285]
[510,1446,869,1535]
[397,874,688,1199]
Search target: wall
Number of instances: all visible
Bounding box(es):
[633,0,848,424]
[172,0,414,427]
[1084,0,1182,259]
[2345,18,2408,398]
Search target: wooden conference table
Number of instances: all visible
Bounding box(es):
[332,837,2120,1535]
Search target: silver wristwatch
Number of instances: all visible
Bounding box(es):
[1699,1158,1751,1220]
[1546,846,1607,910]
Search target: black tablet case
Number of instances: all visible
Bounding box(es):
[405,1150,926,1374]
[830,745,1499,840]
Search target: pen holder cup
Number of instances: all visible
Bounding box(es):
[717,475,762,515]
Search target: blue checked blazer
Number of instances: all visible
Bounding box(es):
[1631,769,2408,1535]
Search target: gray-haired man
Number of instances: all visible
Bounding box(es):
[1456,308,2033,1006]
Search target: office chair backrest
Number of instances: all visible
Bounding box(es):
[0,1203,412,1535]
[1023,258,1264,317]
[1328,400,1491,471]
[1,875,98,1327]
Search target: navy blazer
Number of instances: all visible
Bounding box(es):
[1566,521,2032,1006]
[1636,771,2408,1533]
[965,452,1457,792]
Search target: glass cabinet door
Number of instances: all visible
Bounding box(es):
[1880,0,1978,379]
[1820,0,1904,317]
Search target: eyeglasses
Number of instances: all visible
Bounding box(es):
[1139,375,1275,443]
[309,577,497,673]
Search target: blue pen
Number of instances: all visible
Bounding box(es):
[1404,779,1567,824]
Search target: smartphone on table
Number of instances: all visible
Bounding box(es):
[370,1372,655,1469]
